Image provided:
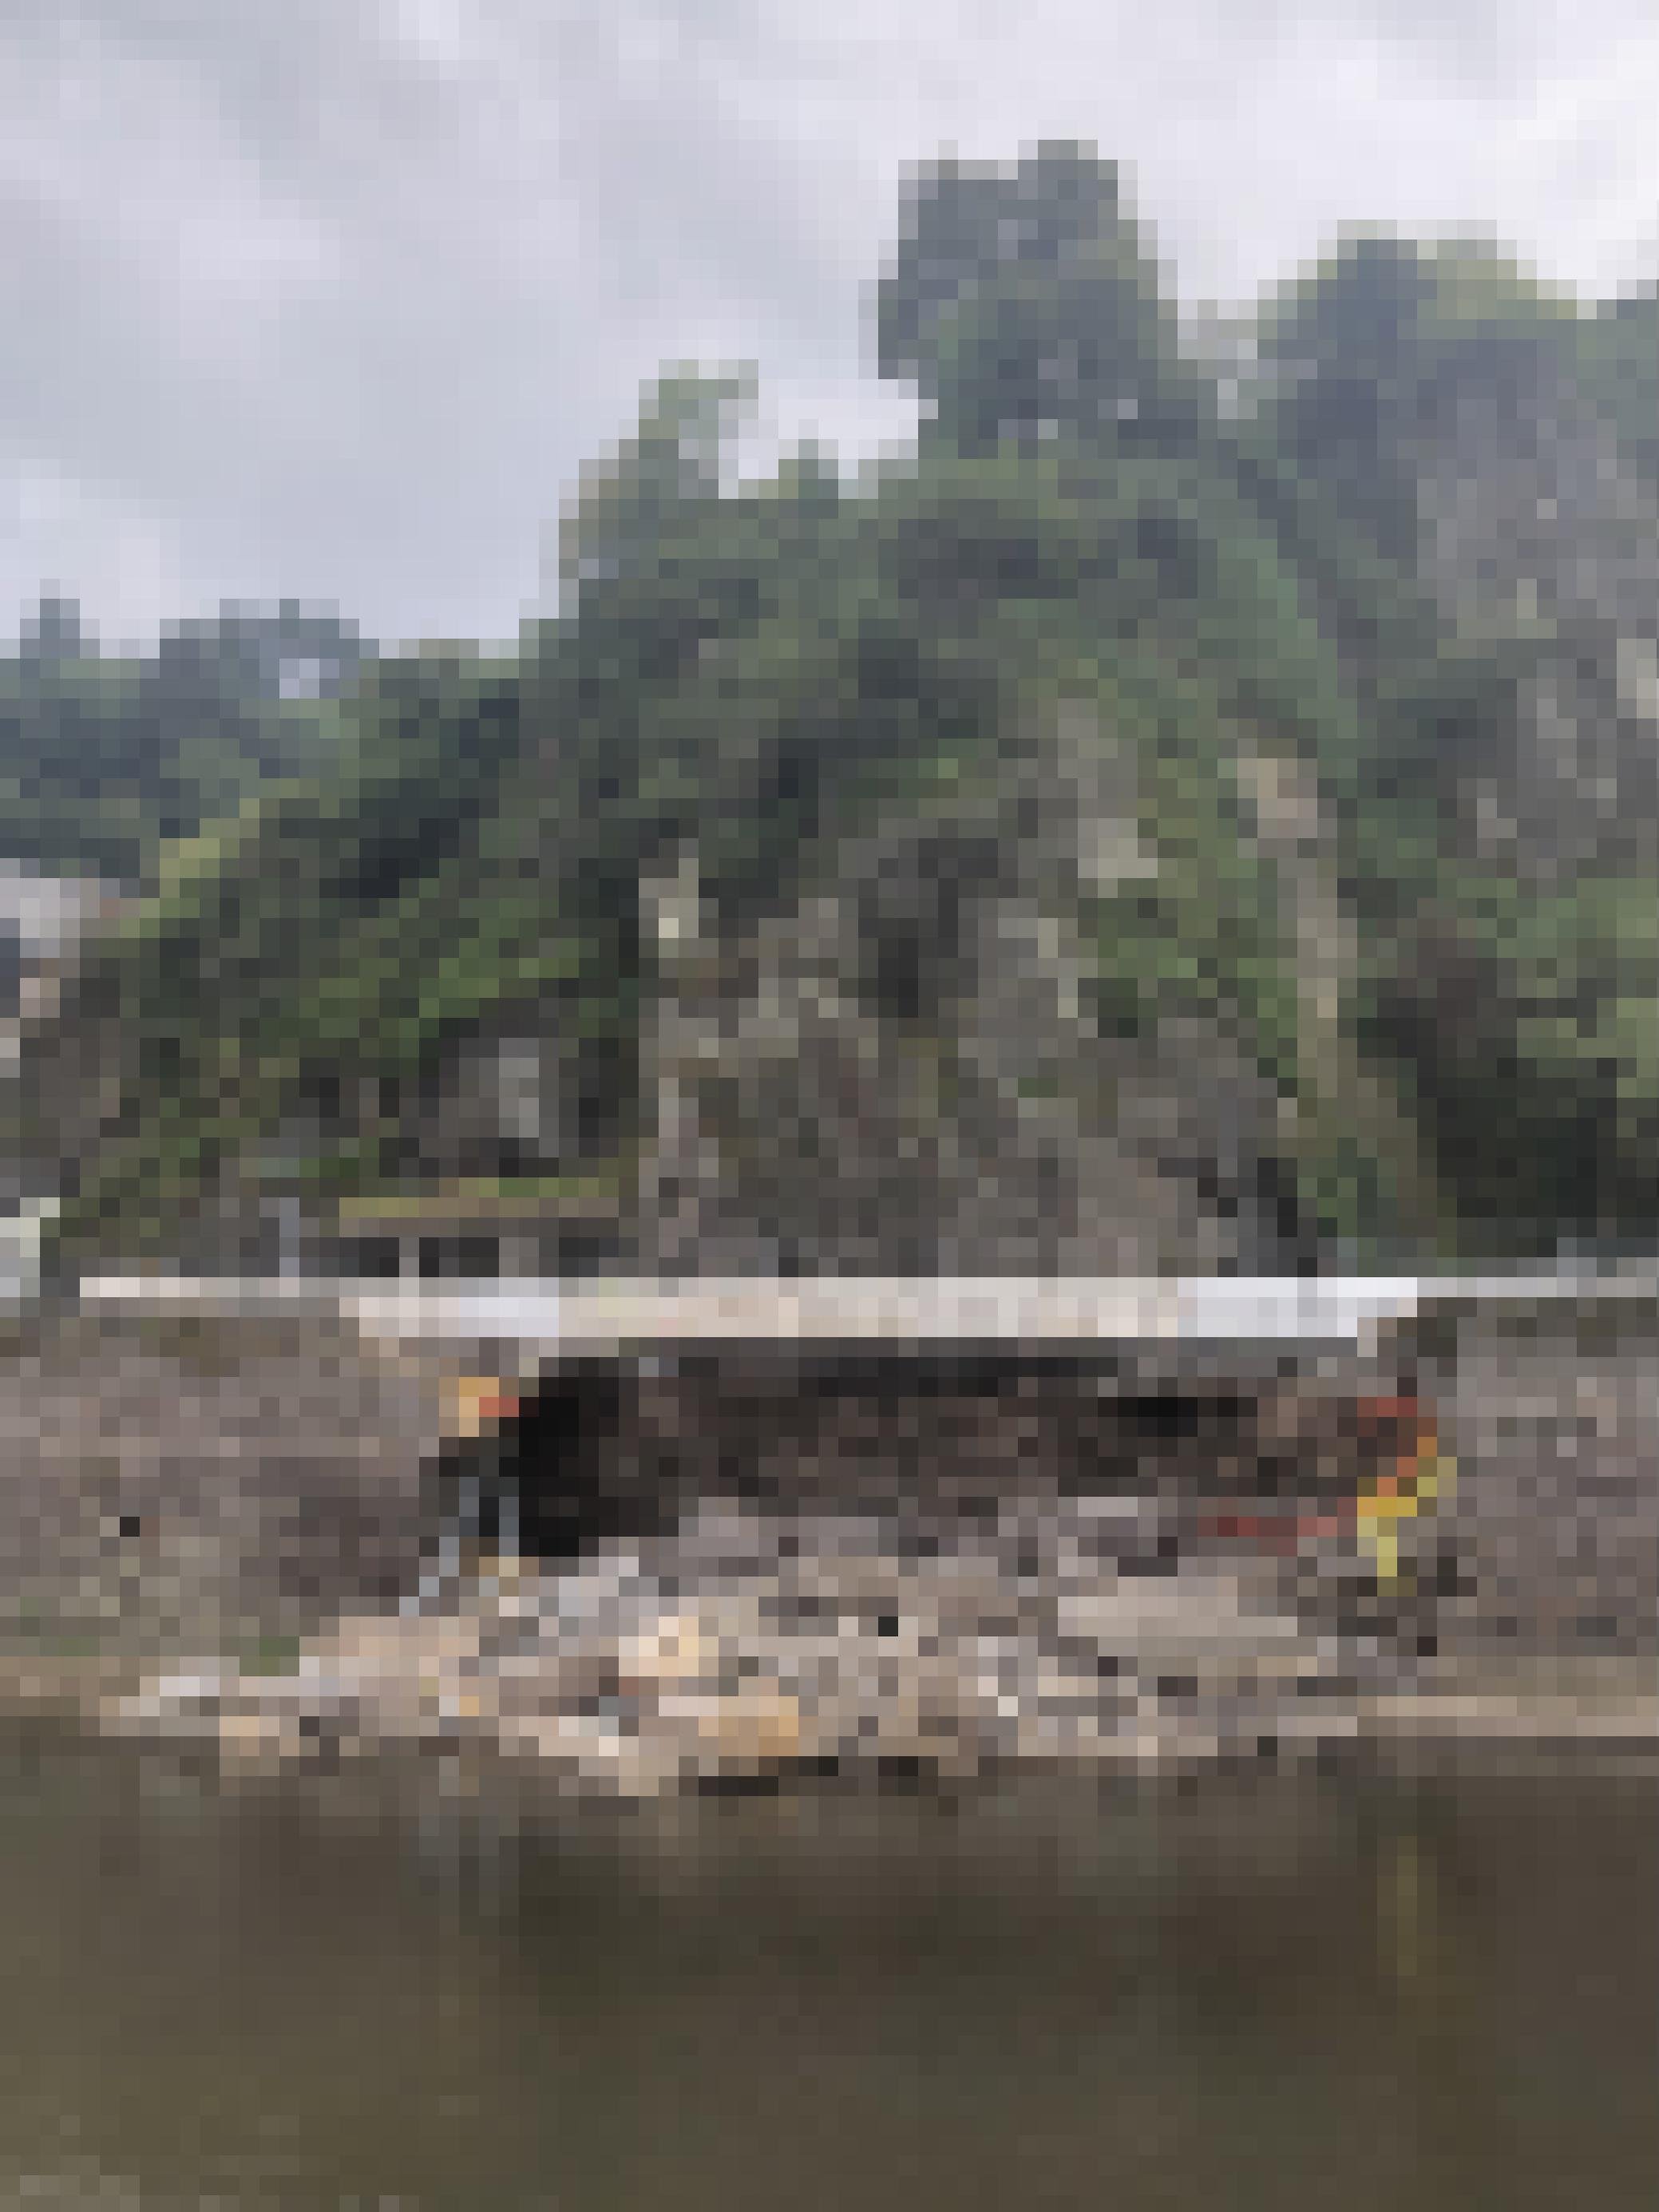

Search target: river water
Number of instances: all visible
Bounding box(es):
[0,1732,1650,2210]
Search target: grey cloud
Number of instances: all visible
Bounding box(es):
[1,0,1656,648]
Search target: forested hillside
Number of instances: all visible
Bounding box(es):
[0,598,366,885]
[23,144,1659,1268]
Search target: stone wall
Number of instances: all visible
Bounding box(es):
[0,1309,445,1660]
[1426,1304,1659,1656]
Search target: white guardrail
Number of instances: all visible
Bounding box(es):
[70,1265,1659,1362]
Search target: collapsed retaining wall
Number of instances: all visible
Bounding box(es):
[459,1347,1421,1597]
[465,1325,1659,1660]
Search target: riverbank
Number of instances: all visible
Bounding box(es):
[57,1502,1658,1800]
[4,1304,1655,1802]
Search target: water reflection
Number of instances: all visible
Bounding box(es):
[0,1731,1651,2209]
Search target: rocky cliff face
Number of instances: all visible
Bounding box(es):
[1410,346,1659,881]
[636,706,1305,1275]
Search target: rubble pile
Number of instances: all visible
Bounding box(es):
[109,1499,1380,1796]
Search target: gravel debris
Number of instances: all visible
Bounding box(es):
[107,1499,1384,1795]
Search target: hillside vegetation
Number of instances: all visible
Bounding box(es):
[23,144,1659,1268]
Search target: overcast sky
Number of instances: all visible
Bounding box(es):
[5,0,1659,655]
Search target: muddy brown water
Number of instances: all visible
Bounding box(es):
[0,1730,1650,2210]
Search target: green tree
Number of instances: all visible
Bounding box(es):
[877,140,1213,461]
